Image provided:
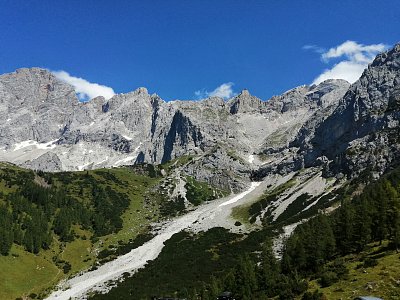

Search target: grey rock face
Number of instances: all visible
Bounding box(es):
[228,89,267,114]
[293,43,400,178]
[0,68,80,146]
[7,44,400,192]
[21,152,63,172]
[0,66,350,191]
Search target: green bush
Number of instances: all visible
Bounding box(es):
[318,271,338,287]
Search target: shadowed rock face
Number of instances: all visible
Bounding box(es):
[2,44,400,190]
[161,110,203,163]
[297,43,400,177]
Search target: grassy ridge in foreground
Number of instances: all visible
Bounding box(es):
[307,242,400,300]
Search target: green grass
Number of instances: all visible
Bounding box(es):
[185,176,228,206]
[231,203,253,225]
[306,242,400,300]
[61,227,94,274]
[0,245,62,300]
[90,168,161,248]
[0,164,165,300]
[231,179,297,225]
[160,155,194,172]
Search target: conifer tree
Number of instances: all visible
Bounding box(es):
[260,239,279,296]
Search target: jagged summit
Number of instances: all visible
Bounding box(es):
[1,44,399,191]
[285,42,400,178]
[0,65,351,192]
[228,89,264,114]
[370,42,400,68]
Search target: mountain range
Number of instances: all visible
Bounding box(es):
[1,44,400,195]
[1,43,400,300]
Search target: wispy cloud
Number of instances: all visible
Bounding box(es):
[195,82,236,99]
[302,44,325,54]
[52,70,115,101]
[309,40,388,85]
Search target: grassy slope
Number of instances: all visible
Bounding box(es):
[306,242,400,300]
[0,164,162,300]
[231,179,297,225]
[88,168,160,248]
[0,245,61,300]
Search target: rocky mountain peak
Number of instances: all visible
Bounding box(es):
[2,44,400,192]
[239,89,250,97]
[306,79,350,108]
[370,42,400,69]
[228,89,264,114]
[293,43,400,178]
[132,87,149,95]
[0,67,78,107]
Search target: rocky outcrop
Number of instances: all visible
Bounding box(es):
[21,152,63,172]
[228,89,267,114]
[292,43,400,178]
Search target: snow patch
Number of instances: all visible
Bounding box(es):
[122,135,133,141]
[77,163,92,171]
[113,143,142,166]
[248,154,254,164]
[94,157,109,166]
[14,139,59,151]
[114,156,136,166]
[219,182,261,207]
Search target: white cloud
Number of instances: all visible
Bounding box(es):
[195,82,235,99]
[302,44,325,54]
[311,40,388,85]
[52,70,115,101]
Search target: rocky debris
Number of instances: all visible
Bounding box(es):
[21,151,63,171]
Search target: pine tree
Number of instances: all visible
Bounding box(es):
[353,196,372,251]
[260,239,279,296]
[233,255,257,300]
[209,275,220,299]
[334,201,355,254]
[282,234,306,274]
[374,183,389,244]
[0,204,13,255]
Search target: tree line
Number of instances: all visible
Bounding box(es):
[186,167,400,299]
[0,168,129,255]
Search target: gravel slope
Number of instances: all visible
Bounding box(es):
[45,180,269,300]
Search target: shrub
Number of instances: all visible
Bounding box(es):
[319,271,338,287]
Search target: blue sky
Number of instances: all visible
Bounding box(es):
[0,0,399,101]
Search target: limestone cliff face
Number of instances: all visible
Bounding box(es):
[0,68,79,145]
[0,66,349,190]
[2,44,400,191]
[296,44,400,178]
